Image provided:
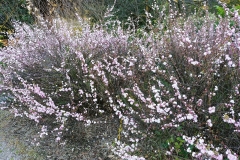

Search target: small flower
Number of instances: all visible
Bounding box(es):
[56,137,61,142]
[186,114,194,120]
[128,97,135,105]
[148,104,155,110]
[208,106,215,114]
[225,55,231,61]
[185,37,191,43]
[207,119,213,127]
[187,147,192,153]
[223,114,230,121]
[227,154,238,160]
[191,61,199,65]
[226,149,238,160]
[197,99,203,106]
[172,82,179,90]
[230,100,235,104]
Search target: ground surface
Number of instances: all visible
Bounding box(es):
[0,95,120,160]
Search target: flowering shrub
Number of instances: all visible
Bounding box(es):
[0,5,240,160]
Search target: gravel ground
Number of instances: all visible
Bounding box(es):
[0,136,24,160]
[0,108,45,160]
[0,100,120,160]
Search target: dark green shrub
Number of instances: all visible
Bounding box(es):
[0,0,35,47]
[0,0,35,27]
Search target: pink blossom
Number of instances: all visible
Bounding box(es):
[208,106,216,114]
[207,119,213,127]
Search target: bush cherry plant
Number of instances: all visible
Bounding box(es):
[0,4,240,160]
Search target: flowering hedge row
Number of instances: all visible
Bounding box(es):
[0,7,240,159]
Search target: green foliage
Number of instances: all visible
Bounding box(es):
[42,0,238,30]
[101,0,167,29]
[169,136,189,158]
[0,33,8,47]
[223,0,240,7]
[0,40,5,48]
[0,0,35,47]
[0,61,7,68]
[0,0,35,32]
[215,5,226,17]
[234,5,240,10]
[143,128,194,159]
[210,1,240,17]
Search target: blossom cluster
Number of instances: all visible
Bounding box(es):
[0,5,239,159]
